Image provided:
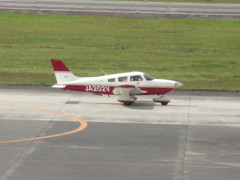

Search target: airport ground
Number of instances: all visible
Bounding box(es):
[0,86,240,180]
[0,1,240,179]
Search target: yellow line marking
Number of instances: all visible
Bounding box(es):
[0,104,88,144]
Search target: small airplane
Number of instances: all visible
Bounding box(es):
[51,59,183,105]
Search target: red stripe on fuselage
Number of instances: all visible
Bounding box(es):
[140,87,173,95]
[63,85,173,95]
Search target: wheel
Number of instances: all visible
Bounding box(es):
[153,97,170,105]
[124,102,133,106]
[161,102,168,106]
[118,98,135,105]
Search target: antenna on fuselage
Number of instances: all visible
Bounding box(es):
[100,68,107,75]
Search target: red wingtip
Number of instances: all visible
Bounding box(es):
[51,59,70,71]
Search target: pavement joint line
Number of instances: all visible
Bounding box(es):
[0,159,240,170]
[181,96,192,180]
[0,104,88,143]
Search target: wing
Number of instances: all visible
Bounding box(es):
[113,85,147,105]
[113,85,147,96]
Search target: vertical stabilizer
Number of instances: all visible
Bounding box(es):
[51,59,78,84]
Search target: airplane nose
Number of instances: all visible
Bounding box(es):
[174,81,183,88]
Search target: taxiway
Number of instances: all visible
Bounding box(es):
[0,86,240,180]
[0,0,240,19]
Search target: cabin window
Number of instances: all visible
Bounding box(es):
[108,78,115,82]
[143,74,155,81]
[130,75,143,81]
[118,76,128,82]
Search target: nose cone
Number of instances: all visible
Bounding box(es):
[174,81,183,88]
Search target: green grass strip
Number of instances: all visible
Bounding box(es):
[0,12,240,91]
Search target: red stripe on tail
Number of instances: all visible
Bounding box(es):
[51,59,69,71]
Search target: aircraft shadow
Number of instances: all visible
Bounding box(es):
[123,101,155,110]
[65,101,196,109]
[73,100,155,110]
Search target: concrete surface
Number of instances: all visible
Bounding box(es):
[0,0,240,19]
[0,86,240,180]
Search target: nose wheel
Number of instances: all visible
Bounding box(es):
[153,95,170,106]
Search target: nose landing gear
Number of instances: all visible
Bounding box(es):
[153,95,170,106]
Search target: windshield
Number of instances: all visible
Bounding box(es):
[143,74,155,81]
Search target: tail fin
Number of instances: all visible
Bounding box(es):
[51,59,78,85]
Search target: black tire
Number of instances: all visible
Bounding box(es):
[124,103,132,106]
[161,102,168,106]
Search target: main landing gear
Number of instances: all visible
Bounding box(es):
[118,95,170,106]
[117,96,137,106]
[153,95,170,106]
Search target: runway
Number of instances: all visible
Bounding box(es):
[0,86,240,180]
[0,0,240,19]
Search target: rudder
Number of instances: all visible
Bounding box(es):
[51,59,78,84]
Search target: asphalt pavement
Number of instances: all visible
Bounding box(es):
[0,0,240,19]
[0,86,240,180]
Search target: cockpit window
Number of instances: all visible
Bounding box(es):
[144,74,155,81]
[130,75,143,81]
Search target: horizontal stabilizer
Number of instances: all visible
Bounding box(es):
[52,84,66,88]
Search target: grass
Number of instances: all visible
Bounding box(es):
[0,12,240,91]
[113,0,240,3]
